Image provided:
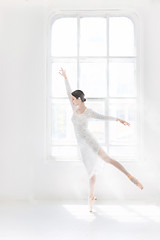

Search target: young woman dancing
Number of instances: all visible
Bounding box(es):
[59,67,143,212]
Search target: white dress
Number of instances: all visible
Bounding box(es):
[64,78,117,179]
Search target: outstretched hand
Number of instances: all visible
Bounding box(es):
[59,67,67,79]
[117,118,130,126]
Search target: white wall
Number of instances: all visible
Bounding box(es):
[0,2,46,200]
[0,0,160,202]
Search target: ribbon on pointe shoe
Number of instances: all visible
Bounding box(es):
[88,195,97,212]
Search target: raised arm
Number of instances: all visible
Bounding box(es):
[59,67,76,111]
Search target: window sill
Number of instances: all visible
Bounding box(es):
[46,155,138,164]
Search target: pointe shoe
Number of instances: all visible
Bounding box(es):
[88,195,97,212]
[127,174,144,190]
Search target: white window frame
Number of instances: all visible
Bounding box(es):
[45,10,144,164]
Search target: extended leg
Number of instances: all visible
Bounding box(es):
[98,147,143,190]
[98,148,130,175]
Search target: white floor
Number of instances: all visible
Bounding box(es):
[0,200,160,240]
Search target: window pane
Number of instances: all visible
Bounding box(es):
[80,17,107,56]
[51,60,77,97]
[86,100,106,144]
[51,146,81,161]
[109,17,135,56]
[109,146,137,160]
[109,58,136,97]
[51,18,77,56]
[51,100,77,145]
[109,99,137,145]
[79,59,107,98]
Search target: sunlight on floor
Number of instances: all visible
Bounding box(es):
[62,204,96,221]
[63,204,160,223]
[0,201,160,240]
[129,205,160,223]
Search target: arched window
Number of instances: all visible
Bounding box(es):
[47,12,140,163]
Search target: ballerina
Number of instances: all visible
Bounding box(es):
[59,67,143,212]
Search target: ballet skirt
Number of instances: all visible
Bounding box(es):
[64,78,117,179]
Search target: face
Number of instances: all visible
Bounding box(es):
[71,95,81,106]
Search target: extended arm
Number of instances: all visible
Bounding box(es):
[88,108,117,121]
[88,108,130,126]
[59,68,76,111]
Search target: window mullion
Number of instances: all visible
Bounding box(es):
[106,16,109,153]
[77,16,80,89]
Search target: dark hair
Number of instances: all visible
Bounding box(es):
[71,90,86,102]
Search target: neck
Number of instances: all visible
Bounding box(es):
[76,103,86,111]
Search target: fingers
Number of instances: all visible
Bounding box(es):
[123,122,130,126]
[60,67,65,72]
[126,121,130,126]
[59,67,66,76]
[125,122,130,126]
[120,120,130,126]
[59,67,66,74]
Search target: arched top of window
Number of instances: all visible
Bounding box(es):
[109,17,135,56]
[50,15,136,57]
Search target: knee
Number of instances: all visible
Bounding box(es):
[103,155,112,164]
[99,150,112,163]
[90,174,96,182]
[105,157,112,164]
[108,158,115,165]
